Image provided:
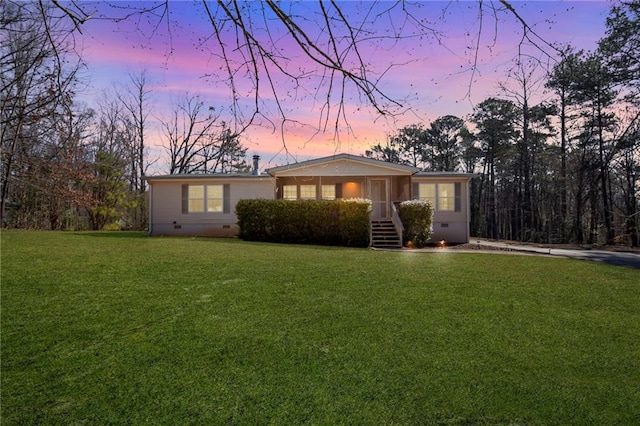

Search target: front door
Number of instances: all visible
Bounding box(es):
[370,179,388,219]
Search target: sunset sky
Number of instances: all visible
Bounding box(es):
[77,1,613,172]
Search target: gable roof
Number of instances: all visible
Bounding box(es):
[266,153,420,177]
[413,171,476,180]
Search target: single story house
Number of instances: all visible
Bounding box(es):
[146,153,475,246]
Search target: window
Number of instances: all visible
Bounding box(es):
[321,185,336,200]
[438,183,455,211]
[299,184,316,199]
[414,182,461,212]
[206,185,223,212]
[418,183,436,207]
[283,185,297,200]
[182,184,229,213]
[188,185,205,212]
[281,184,317,200]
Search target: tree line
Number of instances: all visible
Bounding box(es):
[366,1,639,246]
[1,2,249,230]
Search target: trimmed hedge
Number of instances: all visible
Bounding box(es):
[236,199,371,247]
[398,200,433,248]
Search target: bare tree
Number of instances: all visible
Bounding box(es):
[1,1,83,226]
[89,91,141,230]
[115,70,153,229]
[116,71,151,193]
[206,123,249,174]
[162,94,248,174]
[45,1,564,151]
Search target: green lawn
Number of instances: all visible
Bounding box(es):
[1,231,639,425]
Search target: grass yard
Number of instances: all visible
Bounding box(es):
[1,231,639,425]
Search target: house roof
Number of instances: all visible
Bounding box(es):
[145,173,269,182]
[266,153,420,177]
[413,171,476,180]
[145,153,477,181]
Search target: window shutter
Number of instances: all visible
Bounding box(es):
[223,184,230,213]
[182,184,189,214]
[412,182,419,200]
[455,182,461,212]
[335,183,342,199]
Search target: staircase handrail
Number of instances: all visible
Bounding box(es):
[391,202,404,246]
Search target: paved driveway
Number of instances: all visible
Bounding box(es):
[475,240,640,269]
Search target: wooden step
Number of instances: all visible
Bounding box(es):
[370,220,402,249]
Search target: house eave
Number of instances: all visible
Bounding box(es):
[145,173,271,183]
[266,153,420,177]
[413,172,477,180]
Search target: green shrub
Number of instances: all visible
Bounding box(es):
[102,222,122,231]
[236,199,371,247]
[399,199,433,247]
[337,198,371,247]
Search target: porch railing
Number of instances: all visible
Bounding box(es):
[391,202,404,246]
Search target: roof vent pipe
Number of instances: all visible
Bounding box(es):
[252,155,260,175]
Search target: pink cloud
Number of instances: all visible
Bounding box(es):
[78,1,611,172]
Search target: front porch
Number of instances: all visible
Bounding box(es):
[274,175,411,249]
[274,175,412,220]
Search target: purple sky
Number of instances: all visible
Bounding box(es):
[77,1,613,171]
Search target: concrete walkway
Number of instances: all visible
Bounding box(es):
[375,239,640,269]
[473,239,640,270]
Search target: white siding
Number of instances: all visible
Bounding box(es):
[412,176,471,243]
[149,177,274,236]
